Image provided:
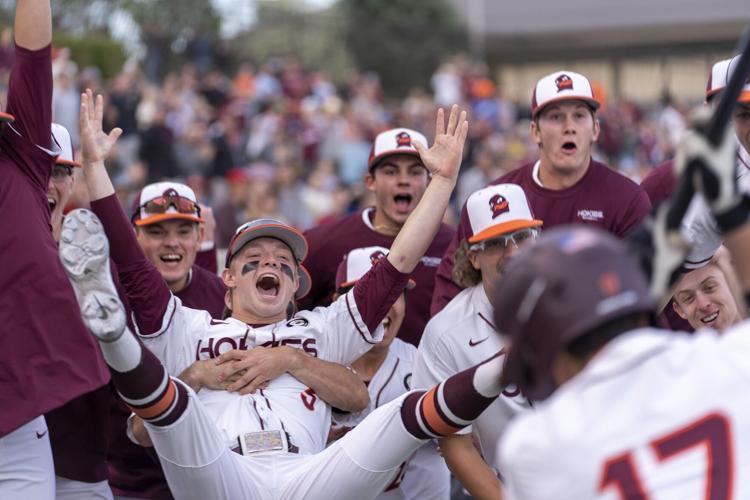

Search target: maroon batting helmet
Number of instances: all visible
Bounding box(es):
[492,226,655,401]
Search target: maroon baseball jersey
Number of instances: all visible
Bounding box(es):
[0,44,109,437]
[301,208,455,346]
[431,159,652,314]
[640,159,676,207]
[195,245,219,275]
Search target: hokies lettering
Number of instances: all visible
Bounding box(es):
[195,337,318,360]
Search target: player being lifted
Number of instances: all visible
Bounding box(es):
[66,94,510,500]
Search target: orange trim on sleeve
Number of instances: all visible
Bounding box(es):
[421,387,461,436]
[132,381,177,420]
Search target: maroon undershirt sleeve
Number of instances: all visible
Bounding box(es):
[353,257,412,333]
[90,194,171,334]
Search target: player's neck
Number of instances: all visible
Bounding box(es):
[371,209,402,236]
[352,347,388,380]
[538,157,589,190]
[231,308,284,327]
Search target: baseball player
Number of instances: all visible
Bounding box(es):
[328,246,420,500]
[432,69,651,314]
[65,103,516,500]
[671,250,744,333]
[301,126,455,347]
[0,2,109,498]
[494,110,750,498]
[412,183,534,500]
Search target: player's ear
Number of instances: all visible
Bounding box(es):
[196,223,205,245]
[530,120,541,146]
[468,249,481,271]
[364,171,376,192]
[592,116,601,142]
[222,267,236,289]
[671,300,687,320]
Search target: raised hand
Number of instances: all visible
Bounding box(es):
[413,105,468,183]
[79,88,122,165]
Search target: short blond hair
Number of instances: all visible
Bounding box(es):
[452,240,481,289]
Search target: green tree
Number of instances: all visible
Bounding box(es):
[339,0,467,97]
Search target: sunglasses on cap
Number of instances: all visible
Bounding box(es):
[51,164,73,181]
[469,228,539,252]
[134,193,201,220]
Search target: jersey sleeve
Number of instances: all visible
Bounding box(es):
[136,295,213,376]
[614,185,652,237]
[6,45,52,150]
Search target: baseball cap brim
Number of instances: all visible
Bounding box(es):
[226,222,308,267]
[0,112,15,123]
[134,212,204,227]
[468,219,543,244]
[368,149,423,171]
[740,90,750,104]
[532,96,600,118]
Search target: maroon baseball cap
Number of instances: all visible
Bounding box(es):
[493,226,654,400]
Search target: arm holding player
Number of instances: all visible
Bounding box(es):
[439,434,502,500]
[181,347,369,411]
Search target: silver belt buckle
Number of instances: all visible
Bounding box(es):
[238,430,288,455]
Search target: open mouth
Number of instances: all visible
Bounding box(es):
[48,197,57,212]
[393,194,412,213]
[561,142,577,153]
[160,253,183,264]
[700,311,719,325]
[257,273,280,297]
[383,317,392,332]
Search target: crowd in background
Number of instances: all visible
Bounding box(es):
[0,39,690,247]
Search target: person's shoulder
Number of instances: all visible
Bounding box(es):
[491,161,534,185]
[433,222,456,244]
[590,160,643,190]
[422,286,477,344]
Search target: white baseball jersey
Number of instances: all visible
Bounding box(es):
[136,289,383,455]
[413,284,528,470]
[499,325,750,499]
[681,145,750,267]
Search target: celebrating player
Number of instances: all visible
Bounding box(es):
[0,2,109,498]
[494,101,750,498]
[432,69,651,314]
[64,100,518,500]
[413,183,535,500]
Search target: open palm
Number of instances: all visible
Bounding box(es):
[414,105,469,182]
[79,89,122,164]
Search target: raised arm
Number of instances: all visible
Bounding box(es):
[387,105,467,273]
[15,0,51,50]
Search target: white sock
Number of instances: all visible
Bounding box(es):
[98,328,142,372]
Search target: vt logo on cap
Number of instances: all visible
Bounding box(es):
[555,74,573,92]
[489,194,510,219]
[395,131,412,147]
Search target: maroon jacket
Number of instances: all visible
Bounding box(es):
[431,159,652,314]
[0,44,109,437]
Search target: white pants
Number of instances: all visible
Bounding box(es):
[399,442,451,500]
[0,415,55,500]
[56,477,114,500]
[146,389,426,500]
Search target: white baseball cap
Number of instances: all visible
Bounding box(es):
[367,127,428,171]
[51,123,80,168]
[225,218,311,299]
[531,70,600,118]
[130,181,204,226]
[466,184,542,244]
[705,58,732,102]
[335,246,415,292]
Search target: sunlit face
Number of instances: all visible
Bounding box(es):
[531,101,599,178]
[732,103,750,155]
[672,264,740,332]
[136,219,204,293]
[48,164,74,242]
[365,155,429,229]
[223,237,300,323]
